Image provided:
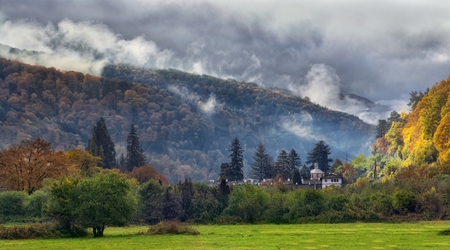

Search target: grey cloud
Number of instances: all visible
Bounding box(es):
[1,0,449,118]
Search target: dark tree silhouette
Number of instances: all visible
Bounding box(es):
[288,149,302,172]
[126,124,146,172]
[250,142,272,180]
[306,140,332,172]
[86,117,116,168]
[227,137,244,181]
[275,150,291,181]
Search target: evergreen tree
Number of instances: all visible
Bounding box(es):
[162,187,180,220]
[250,142,271,180]
[288,149,302,172]
[275,150,291,181]
[376,119,388,138]
[219,163,230,181]
[299,164,310,180]
[227,137,244,181]
[306,140,332,172]
[86,117,116,168]
[292,169,301,185]
[126,124,146,172]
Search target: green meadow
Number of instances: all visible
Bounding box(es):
[1,222,450,250]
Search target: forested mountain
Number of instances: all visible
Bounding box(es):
[376,76,450,170]
[0,58,374,183]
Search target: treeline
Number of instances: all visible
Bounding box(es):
[2,170,450,229]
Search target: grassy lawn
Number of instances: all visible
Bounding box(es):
[1,222,450,249]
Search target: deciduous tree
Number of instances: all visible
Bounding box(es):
[0,138,68,194]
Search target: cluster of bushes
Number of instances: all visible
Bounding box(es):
[0,190,48,223]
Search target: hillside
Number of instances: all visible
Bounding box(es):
[380,76,450,168]
[0,58,374,183]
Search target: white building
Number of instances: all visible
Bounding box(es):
[321,173,343,189]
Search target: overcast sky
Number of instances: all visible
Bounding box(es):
[1,0,449,121]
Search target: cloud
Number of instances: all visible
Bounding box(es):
[0,0,449,114]
[167,85,219,115]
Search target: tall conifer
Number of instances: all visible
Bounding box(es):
[228,137,244,181]
[126,124,146,172]
[86,117,116,168]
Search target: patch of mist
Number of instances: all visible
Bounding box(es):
[286,64,405,125]
[167,85,218,115]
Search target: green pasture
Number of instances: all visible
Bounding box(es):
[1,222,450,249]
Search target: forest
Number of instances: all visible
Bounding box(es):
[0,58,373,184]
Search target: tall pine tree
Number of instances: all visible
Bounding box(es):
[86,117,116,168]
[250,142,272,180]
[126,124,146,172]
[288,149,301,172]
[306,140,332,172]
[227,137,244,181]
[275,150,291,180]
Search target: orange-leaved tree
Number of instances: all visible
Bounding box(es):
[0,138,68,194]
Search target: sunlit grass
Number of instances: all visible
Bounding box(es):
[1,222,450,249]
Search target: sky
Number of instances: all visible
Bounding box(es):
[0,0,449,124]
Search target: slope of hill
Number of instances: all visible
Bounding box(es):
[382,76,450,168]
[0,58,374,183]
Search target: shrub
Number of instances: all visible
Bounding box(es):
[147,221,199,235]
[0,191,27,222]
[0,223,56,239]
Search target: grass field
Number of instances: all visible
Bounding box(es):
[1,222,450,249]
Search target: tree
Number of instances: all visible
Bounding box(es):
[407,90,427,111]
[126,124,146,172]
[288,149,301,172]
[275,150,291,181]
[306,140,332,172]
[65,149,101,177]
[127,165,168,185]
[250,142,271,180]
[77,171,137,237]
[0,138,68,194]
[292,169,301,185]
[138,179,165,224]
[86,117,116,169]
[330,158,343,173]
[376,119,388,138]
[227,137,244,181]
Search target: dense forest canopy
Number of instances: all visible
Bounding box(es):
[0,58,374,183]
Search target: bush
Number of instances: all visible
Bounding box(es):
[147,221,199,235]
[0,191,27,222]
[0,223,56,239]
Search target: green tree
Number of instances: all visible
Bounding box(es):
[250,142,271,180]
[75,171,137,237]
[138,179,165,224]
[126,124,146,172]
[86,117,116,169]
[46,172,137,237]
[227,137,244,181]
[306,140,332,172]
[224,185,269,223]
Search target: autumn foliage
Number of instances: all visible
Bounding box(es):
[127,165,169,185]
[0,138,68,194]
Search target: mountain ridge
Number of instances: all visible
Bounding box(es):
[0,57,374,183]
